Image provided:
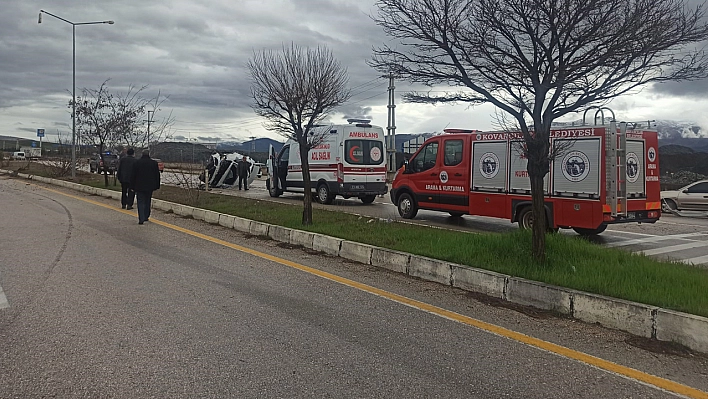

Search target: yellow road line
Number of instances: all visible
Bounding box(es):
[37,184,708,399]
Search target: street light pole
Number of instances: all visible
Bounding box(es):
[39,10,114,179]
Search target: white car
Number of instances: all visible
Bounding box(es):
[660,180,708,211]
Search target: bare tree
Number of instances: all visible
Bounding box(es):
[248,43,351,225]
[74,80,120,186]
[117,88,175,152]
[370,0,708,261]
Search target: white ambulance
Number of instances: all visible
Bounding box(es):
[266,119,388,204]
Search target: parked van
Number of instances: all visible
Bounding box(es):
[266,119,388,204]
[11,151,26,160]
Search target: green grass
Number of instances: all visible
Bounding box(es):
[20,165,708,317]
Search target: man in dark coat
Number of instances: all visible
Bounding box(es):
[116,148,137,209]
[130,150,161,224]
[237,155,250,190]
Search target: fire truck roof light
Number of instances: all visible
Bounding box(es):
[443,129,479,134]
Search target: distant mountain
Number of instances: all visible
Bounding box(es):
[218,137,283,153]
[655,120,708,153]
[658,144,695,155]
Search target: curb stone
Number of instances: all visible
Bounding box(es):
[312,234,342,256]
[572,292,657,338]
[3,169,707,355]
[408,256,452,285]
[371,248,409,274]
[218,214,236,229]
[451,265,506,299]
[506,277,572,314]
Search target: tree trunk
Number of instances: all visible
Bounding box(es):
[529,172,546,262]
[299,143,313,225]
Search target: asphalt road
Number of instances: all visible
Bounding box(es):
[1,176,708,398]
[179,174,708,267]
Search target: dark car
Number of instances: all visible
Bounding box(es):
[89,153,119,174]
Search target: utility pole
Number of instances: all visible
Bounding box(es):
[386,72,397,176]
[145,110,154,153]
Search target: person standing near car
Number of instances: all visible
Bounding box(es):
[116,148,137,209]
[237,155,250,190]
[130,150,161,225]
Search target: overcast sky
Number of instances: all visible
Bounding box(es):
[3,0,708,144]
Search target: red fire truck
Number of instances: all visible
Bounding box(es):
[390,112,661,235]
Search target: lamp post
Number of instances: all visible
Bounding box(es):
[38,10,114,179]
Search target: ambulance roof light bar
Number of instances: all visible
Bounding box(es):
[347,118,371,124]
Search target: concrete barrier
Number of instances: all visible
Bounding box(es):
[269,225,293,243]
[173,204,194,217]
[655,309,708,354]
[249,221,270,237]
[218,214,236,229]
[340,241,374,264]
[408,256,451,285]
[233,217,252,233]
[451,265,507,299]
[572,292,656,338]
[313,234,342,256]
[152,199,172,212]
[371,248,409,274]
[506,277,572,314]
[203,210,221,224]
[290,230,315,249]
[192,208,207,221]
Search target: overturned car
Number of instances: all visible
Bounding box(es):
[199,152,259,189]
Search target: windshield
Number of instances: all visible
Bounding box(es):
[344,140,384,165]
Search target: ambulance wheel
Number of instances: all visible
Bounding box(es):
[361,195,376,204]
[266,179,280,198]
[317,183,334,205]
[572,225,608,236]
[397,193,418,219]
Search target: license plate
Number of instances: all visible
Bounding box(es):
[351,185,365,190]
[626,212,635,219]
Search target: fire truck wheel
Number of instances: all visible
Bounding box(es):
[317,183,334,205]
[397,193,418,219]
[518,207,534,229]
[572,225,608,236]
[361,195,376,204]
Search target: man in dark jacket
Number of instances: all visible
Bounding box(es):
[237,155,250,190]
[130,150,161,224]
[116,148,137,209]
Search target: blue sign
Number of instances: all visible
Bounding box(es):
[31,142,37,148]
[37,129,45,138]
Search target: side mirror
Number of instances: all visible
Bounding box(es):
[682,189,689,194]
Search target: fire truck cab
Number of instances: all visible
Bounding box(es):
[390,112,661,235]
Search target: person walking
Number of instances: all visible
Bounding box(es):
[130,149,161,225]
[237,155,250,190]
[116,148,137,209]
